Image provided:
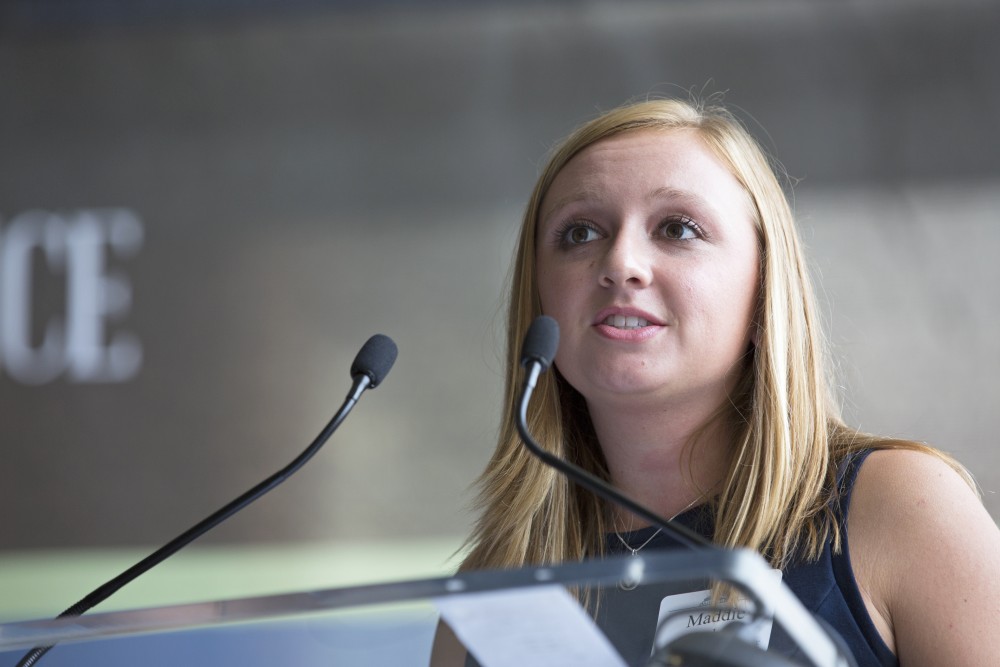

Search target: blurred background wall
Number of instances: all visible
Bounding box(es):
[1,0,998,620]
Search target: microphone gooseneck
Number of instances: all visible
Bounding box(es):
[515,315,711,550]
[16,334,398,667]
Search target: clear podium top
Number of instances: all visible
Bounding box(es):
[0,548,849,667]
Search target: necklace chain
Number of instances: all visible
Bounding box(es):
[615,526,663,556]
[612,489,711,557]
[612,484,719,592]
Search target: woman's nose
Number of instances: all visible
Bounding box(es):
[599,231,654,288]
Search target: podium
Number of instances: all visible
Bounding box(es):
[0,548,850,667]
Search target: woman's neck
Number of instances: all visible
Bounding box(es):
[587,397,730,531]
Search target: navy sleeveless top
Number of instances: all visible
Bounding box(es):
[607,450,897,666]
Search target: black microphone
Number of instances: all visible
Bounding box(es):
[15,334,398,667]
[516,315,710,549]
[351,333,397,392]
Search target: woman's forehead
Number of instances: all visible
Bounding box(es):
[538,129,753,226]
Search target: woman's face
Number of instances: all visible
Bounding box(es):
[535,129,760,413]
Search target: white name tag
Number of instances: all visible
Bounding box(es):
[653,569,782,654]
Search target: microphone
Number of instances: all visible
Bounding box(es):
[515,315,710,549]
[351,333,397,391]
[15,334,398,667]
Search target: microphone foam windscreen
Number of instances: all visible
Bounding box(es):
[351,334,398,387]
[520,315,560,370]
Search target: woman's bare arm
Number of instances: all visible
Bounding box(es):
[849,449,1000,665]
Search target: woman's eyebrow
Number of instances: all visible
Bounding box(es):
[647,186,710,208]
[539,189,605,223]
[648,186,752,222]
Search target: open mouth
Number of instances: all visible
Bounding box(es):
[603,314,649,330]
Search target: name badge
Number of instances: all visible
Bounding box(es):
[652,569,782,654]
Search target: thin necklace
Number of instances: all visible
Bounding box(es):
[613,495,704,592]
[614,524,663,557]
[612,482,719,557]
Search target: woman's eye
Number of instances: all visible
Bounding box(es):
[660,217,700,240]
[564,225,600,245]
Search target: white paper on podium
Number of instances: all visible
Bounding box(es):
[433,584,627,667]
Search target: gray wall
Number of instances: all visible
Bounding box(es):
[1,0,998,554]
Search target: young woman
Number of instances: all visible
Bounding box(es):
[437,98,1000,666]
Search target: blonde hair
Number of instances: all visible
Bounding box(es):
[460,98,970,572]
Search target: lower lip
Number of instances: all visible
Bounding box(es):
[594,323,664,341]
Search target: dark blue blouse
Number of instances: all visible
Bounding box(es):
[607,450,897,666]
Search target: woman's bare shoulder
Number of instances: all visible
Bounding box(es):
[849,447,1000,666]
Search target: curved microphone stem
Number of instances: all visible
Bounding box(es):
[516,360,712,550]
[16,373,377,667]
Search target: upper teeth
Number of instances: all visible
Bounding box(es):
[605,315,648,329]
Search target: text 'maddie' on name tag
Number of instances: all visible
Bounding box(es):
[653,568,783,653]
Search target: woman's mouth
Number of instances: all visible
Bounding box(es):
[602,314,649,330]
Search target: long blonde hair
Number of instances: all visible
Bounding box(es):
[461,98,970,572]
